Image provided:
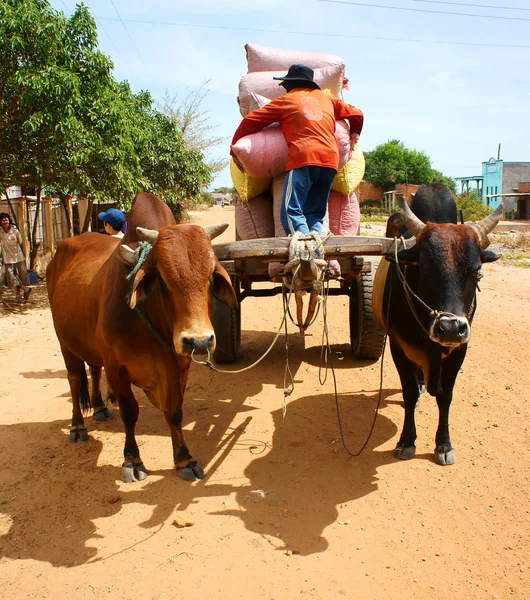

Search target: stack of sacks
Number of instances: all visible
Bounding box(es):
[231,43,364,249]
[232,119,352,180]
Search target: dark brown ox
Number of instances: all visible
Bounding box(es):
[47,193,236,482]
[372,183,502,465]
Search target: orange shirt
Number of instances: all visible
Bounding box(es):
[231,89,363,172]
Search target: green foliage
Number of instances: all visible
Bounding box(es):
[364,140,455,193]
[213,187,236,195]
[0,0,213,225]
[431,169,456,194]
[455,191,491,222]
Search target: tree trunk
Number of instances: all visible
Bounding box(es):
[4,186,19,229]
[81,196,95,233]
[29,187,42,271]
[60,194,73,237]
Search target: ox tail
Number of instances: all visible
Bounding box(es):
[80,363,91,413]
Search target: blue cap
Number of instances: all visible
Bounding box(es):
[98,208,126,232]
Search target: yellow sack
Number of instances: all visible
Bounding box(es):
[332,143,365,196]
[230,159,272,203]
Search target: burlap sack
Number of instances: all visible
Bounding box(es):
[238,65,344,116]
[231,120,353,180]
[230,159,271,203]
[331,143,365,196]
[328,191,360,236]
[235,193,275,240]
[245,43,345,74]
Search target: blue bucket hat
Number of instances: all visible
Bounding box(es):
[98,208,127,232]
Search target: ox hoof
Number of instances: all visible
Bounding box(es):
[435,447,456,466]
[121,462,148,483]
[69,428,88,443]
[94,408,114,422]
[394,444,416,460]
[176,461,205,482]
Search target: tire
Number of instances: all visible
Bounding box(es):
[349,263,386,360]
[211,275,241,364]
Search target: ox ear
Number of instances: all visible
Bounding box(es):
[129,266,156,309]
[211,261,238,308]
[480,249,502,264]
[117,244,136,266]
[386,245,420,265]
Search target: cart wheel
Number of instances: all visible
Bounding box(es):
[211,275,241,364]
[349,263,386,360]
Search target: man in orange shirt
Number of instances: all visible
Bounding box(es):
[231,64,363,237]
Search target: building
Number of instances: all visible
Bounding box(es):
[456,158,530,214]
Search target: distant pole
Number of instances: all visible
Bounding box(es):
[497,143,501,160]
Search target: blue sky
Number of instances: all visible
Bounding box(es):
[50,0,530,190]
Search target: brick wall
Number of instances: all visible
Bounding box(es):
[395,183,420,206]
[518,182,530,193]
[356,181,383,203]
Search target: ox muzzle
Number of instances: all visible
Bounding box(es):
[175,330,216,356]
[429,312,470,347]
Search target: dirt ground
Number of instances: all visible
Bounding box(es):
[0,206,529,599]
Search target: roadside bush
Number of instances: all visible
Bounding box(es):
[455,192,491,222]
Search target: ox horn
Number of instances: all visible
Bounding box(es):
[203,222,229,240]
[466,203,503,249]
[117,244,136,265]
[399,196,425,239]
[136,227,159,245]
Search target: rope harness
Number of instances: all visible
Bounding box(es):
[392,236,477,339]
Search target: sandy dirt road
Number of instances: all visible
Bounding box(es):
[0,206,529,599]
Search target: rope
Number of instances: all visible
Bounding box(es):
[319,268,390,457]
[190,265,301,375]
[392,236,477,335]
[126,241,152,281]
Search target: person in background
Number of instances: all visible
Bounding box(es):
[98,208,127,239]
[0,212,31,302]
[231,64,363,239]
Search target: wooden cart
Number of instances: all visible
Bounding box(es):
[211,235,403,364]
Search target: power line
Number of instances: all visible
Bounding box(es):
[415,0,530,12]
[318,0,530,22]
[82,1,135,76]
[96,17,530,49]
[109,0,155,84]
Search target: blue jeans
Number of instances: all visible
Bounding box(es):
[280,166,336,236]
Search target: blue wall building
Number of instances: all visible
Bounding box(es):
[456,159,530,212]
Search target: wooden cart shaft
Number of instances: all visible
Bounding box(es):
[213,235,408,262]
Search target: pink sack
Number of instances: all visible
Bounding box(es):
[238,65,344,116]
[246,43,345,74]
[272,173,288,237]
[232,120,352,180]
[328,191,360,236]
[235,193,275,240]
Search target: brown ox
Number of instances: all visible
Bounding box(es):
[47,193,236,482]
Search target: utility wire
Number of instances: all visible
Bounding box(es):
[109,0,155,84]
[96,17,530,49]
[415,0,530,12]
[82,0,135,76]
[319,0,530,22]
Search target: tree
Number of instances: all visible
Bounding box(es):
[364,140,455,193]
[160,83,229,176]
[0,0,213,253]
